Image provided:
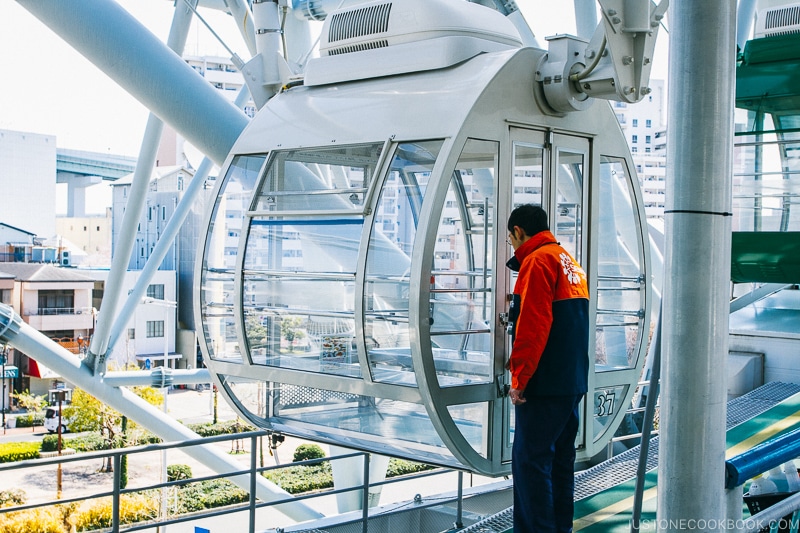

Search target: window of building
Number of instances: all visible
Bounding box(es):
[146,320,164,338]
[96,226,100,231]
[645,147,651,153]
[632,135,638,143]
[646,119,652,128]
[162,206,167,220]
[646,135,651,144]
[632,147,638,153]
[632,119,638,127]
[128,328,135,340]
[83,226,87,231]
[38,290,74,314]
[147,284,165,300]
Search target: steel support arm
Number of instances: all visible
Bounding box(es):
[16,0,249,165]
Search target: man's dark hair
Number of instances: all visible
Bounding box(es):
[508,204,549,237]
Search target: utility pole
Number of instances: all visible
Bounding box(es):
[1,344,7,435]
[55,389,67,499]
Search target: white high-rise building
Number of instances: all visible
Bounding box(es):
[612,79,667,219]
[0,129,57,236]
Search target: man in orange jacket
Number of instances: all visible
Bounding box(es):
[505,204,589,533]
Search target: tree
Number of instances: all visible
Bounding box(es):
[280,316,306,352]
[10,390,47,432]
[10,390,47,413]
[245,316,268,350]
[64,386,162,472]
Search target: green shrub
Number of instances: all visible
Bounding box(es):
[64,433,107,452]
[263,463,333,494]
[386,458,436,477]
[167,464,192,483]
[0,441,40,463]
[41,434,60,453]
[0,507,66,533]
[0,488,26,507]
[14,413,44,428]
[174,479,249,514]
[131,431,161,445]
[71,494,157,532]
[185,419,254,437]
[293,443,326,462]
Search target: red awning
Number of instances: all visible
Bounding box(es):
[28,359,60,379]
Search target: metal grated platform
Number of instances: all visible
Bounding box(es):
[458,381,800,533]
[286,383,800,533]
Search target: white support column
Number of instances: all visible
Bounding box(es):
[81,0,196,373]
[658,1,736,531]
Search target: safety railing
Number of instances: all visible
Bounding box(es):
[27,307,92,316]
[725,427,800,533]
[606,379,660,460]
[0,430,467,533]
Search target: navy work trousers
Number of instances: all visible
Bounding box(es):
[512,394,583,533]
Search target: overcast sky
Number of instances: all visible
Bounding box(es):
[0,0,669,159]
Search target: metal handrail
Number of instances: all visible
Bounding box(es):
[724,428,800,532]
[0,430,465,533]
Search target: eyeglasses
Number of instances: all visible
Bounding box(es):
[506,237,513,246]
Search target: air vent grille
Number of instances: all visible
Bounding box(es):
[328,2,392,43]
[763,5,800,36]
[327,39,389,56]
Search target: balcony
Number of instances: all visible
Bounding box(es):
[24,307,94,331]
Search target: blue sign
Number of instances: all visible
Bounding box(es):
[145,359,151,370]
[194,528,210,533]
[2,366,18,379]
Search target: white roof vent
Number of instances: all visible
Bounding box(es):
[304,0,522,86]
[755,3,800,38]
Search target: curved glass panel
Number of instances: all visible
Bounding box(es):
[242,144,384,377]
[596,156,645,371]
[554,149,584,260]
[223,377,458,465]
[365,141,443,385]
[253,144,382,213]
[430,139,498,387]
[446,402,490,458]
[201,155,266,362]
[243,219,361,377]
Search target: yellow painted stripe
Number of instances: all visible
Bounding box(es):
[574,487,658,531]
[725,408,800,459]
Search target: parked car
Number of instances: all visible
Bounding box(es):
[43,405,72,434]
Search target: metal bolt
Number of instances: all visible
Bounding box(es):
[583,83,591,90]
[622,56,634,66]
[612,16,621,24]
[608,9,617,15]
[586,50,596,59]
[643,57,651,65]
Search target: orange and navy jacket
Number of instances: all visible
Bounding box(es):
[507,230,589,396]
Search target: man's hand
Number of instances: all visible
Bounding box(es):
[509,387,526,405]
